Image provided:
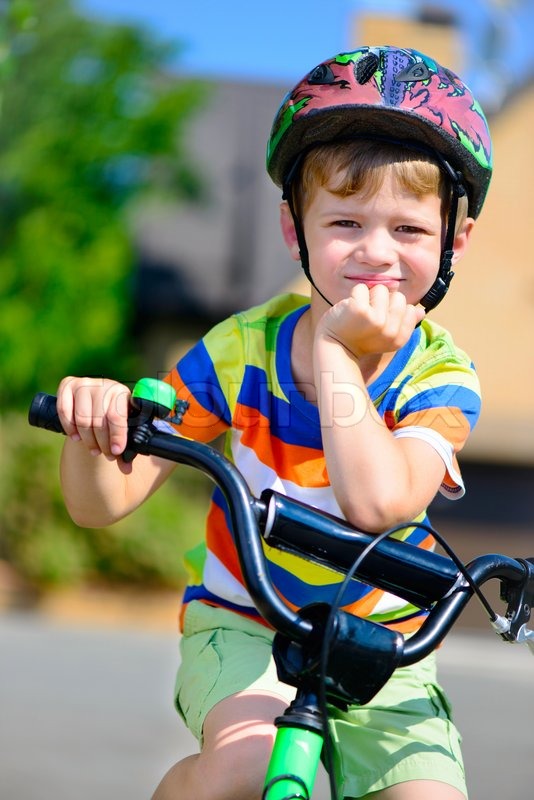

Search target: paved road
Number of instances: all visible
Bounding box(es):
[1,612,532,799]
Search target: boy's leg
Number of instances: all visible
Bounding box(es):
[153,602,297,799]
[361,781,466,799]
[151,690,288,800]
[328,652,468,799]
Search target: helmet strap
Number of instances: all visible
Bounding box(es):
[420,171,466,311]
[283,170,333,307]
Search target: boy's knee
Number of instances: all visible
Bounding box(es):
[152,719,279,799]
[153,693,286,799]
[200,723,276,799]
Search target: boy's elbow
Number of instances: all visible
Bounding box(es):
[340,497,415,534]
[64,498,122,529]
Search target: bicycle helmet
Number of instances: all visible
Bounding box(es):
[267,46,493,310]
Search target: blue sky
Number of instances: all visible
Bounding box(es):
[76,0,353,84]
[76,1,534,112]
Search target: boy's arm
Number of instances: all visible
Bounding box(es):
[57,377,175,527]
[313,285,446,532]
[60,440,174,528]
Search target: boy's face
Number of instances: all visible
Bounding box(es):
[297,171,447,308]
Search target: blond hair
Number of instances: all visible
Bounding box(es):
[293,139,468,232]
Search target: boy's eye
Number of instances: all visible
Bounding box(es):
[397,225,424,234]
[334,219,359,228]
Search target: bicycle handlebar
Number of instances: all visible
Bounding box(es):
[28,388,534,675]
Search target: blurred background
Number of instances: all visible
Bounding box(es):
[1,0,534,613]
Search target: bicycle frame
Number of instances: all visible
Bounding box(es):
[28,382,534,800]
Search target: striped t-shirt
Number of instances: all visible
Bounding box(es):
[164,293,480,633]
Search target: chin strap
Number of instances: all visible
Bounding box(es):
[282,143,467,314]
[283,156,334,308]
[283,186,333,308]
[419,170,466,311]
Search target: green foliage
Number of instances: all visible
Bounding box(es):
[0,412,212,588]
[0,0,207,408]
[0,1,213,591]
[0,1,38,93]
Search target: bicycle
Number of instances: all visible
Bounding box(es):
[29,378,534,800]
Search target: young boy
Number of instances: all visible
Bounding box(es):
[56,47,492,799]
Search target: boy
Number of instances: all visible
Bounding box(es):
[56,47,492,798]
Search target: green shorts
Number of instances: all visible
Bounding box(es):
[175,601,467,798]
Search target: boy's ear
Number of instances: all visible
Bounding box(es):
[279,201,301,261]
[451,217,475,264]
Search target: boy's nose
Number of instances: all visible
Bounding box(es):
[355,229,396,266]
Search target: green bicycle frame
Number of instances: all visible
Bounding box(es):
[263,724,324,800]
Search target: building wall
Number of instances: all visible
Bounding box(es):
[132,80,299,320]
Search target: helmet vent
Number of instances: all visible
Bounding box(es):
[308,64,336,85]
[394,61,431,83]
[355,52,379,84]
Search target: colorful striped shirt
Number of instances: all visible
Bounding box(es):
[164,293,481,633]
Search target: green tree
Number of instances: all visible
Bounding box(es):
[0,0,206,408]
[0,1,37,85]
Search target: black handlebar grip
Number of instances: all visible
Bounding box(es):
[28,392,65,434]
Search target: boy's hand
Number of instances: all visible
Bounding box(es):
[57,377,132,459]
[318,283,425,358]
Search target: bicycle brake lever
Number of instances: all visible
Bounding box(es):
[498,558,534,647]
[514,624,534,656]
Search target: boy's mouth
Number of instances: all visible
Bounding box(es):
[349,275,403,289]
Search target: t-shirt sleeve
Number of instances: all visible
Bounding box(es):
[385,357,481,500]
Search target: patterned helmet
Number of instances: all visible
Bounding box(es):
[267,46,492,218]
